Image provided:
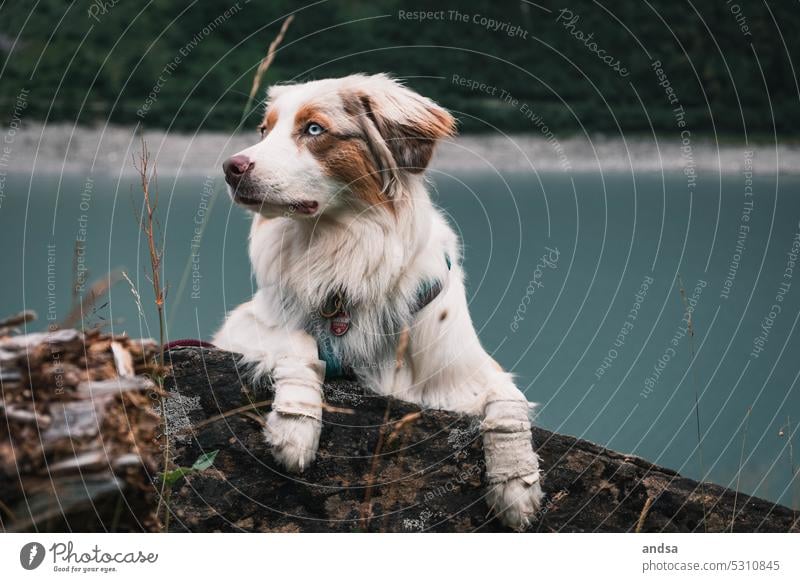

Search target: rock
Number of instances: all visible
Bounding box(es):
[165,347,799,533]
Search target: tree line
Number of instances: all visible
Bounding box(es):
[0,0,797,136]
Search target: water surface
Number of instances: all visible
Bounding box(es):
[2,168,798,509]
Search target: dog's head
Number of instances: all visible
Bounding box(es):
[222,74,455,218]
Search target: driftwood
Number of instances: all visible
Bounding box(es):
[164,347,799,533]
[0,328,162,532]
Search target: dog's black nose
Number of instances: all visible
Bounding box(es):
[223,154,254,185]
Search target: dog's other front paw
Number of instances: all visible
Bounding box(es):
[487,474,544,531]
[263,411,321,473]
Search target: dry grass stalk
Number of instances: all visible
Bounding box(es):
[677,274,707,532]
[321,403,355,415]
[786,415,797,529]
[121,271,146,321]
[183,399,273,433]
[61,270,123,329]
[132,135,172,530]
[132,16,295,529]
[166,15,295,328]
[387,411,422,443]
[361,325,413,527]
[70,240,83,313]
[393,411,421,430]
[635,496,655,533]
[362,402,392,529]
[361,326,410,529]
[245,14,294,118]
[240,411,267,427]
[132,137,166,363]
[731,406,752,532]
[0,310,36,336]
[179,399,352,436]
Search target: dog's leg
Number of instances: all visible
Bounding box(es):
[399,274,544,530]
[213,299,324,472]
[397,351,544,529]
[264,354,324,472]
[479,379,544,530]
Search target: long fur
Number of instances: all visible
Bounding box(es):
[214,74,543,529]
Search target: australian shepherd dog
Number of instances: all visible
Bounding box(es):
[214,74,543,529]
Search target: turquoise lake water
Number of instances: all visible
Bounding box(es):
[1,168,798,509]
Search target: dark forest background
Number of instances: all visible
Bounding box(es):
[1,0,797,136]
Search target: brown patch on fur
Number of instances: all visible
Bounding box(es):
[296,102,388,209]
[427,106,457,138]
[439,310,448,321]
[293,104,332,135]
[341,91,361,117]
[356,91,455,173]
[259,107,279,136]
[314,138,386,208]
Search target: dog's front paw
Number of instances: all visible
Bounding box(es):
[487,474,544,531]
[263,411,321,473]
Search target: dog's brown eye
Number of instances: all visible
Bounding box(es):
[305,122,325,136]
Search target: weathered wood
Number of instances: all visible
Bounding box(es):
[165,347,799,533]
[0,329,162,532]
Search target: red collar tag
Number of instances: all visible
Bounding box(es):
[329,310,351,336]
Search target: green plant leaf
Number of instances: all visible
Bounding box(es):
[191,449,219,471]
[158,450,220,487]
[160,467,191,487]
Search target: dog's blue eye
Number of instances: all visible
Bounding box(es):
[306,123,325,136]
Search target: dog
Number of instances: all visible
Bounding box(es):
[213,74,543,529]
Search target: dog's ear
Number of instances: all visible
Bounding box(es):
[343,75,456,195]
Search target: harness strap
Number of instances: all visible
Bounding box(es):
[317,252,452,379]
[317,330,346,379]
